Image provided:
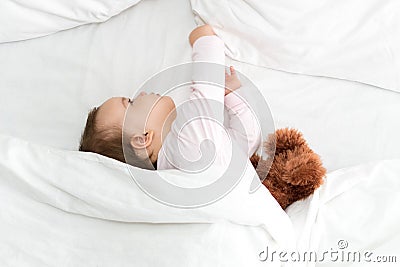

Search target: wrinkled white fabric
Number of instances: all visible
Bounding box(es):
[191,0,400,93]
[0,0,142,43]
[286,159,400,267]
[0,0,399,265]
[0,134,295,266]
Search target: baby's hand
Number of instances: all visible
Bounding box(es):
[225,66,241,96]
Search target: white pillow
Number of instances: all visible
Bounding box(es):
[0,0,142,43]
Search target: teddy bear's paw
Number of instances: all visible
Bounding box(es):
[280,147,326,186]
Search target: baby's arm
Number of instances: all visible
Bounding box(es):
[162,25,227,169]
[224,72,262,158]
[190,26,260,160]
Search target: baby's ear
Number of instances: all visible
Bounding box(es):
[130,131,154,150]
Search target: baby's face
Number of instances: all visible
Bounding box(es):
[96,92,176,133]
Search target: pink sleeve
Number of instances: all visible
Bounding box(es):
[192,35,226,63]
[190,35,226,121]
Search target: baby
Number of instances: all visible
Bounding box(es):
[79,25,261,171]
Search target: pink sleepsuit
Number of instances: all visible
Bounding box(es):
[157,35,261,171]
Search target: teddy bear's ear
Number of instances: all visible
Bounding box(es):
[265,128,310,156]
[249,152,273,182]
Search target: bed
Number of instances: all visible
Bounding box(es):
[0,0,399,266]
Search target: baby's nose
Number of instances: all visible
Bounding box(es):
[139,91,147,96]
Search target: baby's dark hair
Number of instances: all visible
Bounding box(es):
[79,107,157,170]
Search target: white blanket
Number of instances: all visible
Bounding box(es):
[2,132,398,266]
[191,0,400,93]
[0,134,295,266]
[287,159,400,266]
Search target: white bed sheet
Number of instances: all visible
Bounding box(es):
[0,0,398,172]
[1,0,399,266]
[0,1,400,170]
[224,60,400,172]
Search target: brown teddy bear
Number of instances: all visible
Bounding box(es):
[250,128,326,210]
